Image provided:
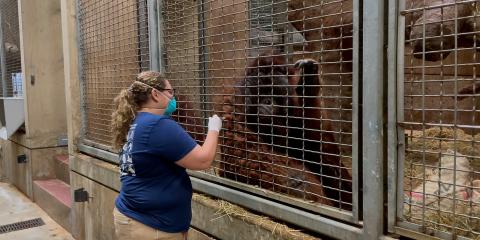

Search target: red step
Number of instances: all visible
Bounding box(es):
[33,178,71,232]
[34,179,71,207]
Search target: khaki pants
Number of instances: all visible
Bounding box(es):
[113,207,187,240]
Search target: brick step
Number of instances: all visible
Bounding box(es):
[54,154,69,184]
[33,179,71,232]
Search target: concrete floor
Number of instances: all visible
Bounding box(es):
[0,182,74,240]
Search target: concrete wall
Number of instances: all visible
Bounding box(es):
[0,139,67,198]
[0,140,11,182]
[3,140,31,197]
[11,0,67,149]
[69,153,318,240]
[70,171,116,240]
[0,141,3,181]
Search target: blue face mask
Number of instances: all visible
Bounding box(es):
[163,97,177,116]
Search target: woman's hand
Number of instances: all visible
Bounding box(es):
[176,114,222,170]
[208,114,223,132]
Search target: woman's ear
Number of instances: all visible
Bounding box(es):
[150,89,161,103]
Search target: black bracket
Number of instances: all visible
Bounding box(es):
[74,188,89,202]
[17,154,27,163]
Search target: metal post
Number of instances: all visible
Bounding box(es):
[148,0,160,71]
[387,0,401,233]
[0,13,7,97]
[75,0,87,141]
[394,0,406,229]
[352,0,362,223]
[362,0,387,239]
[156,0,165,73]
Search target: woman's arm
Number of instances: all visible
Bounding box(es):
[175,115,222,170]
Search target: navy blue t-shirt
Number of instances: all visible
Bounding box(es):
[115,112,198,233]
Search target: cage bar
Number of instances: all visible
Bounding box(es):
[398,1,480,239]
[77,0,151,147]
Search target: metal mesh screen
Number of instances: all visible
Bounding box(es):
[0,0,22,98]
[78,0,150,148]
[248,0,287,56]
[164,0,355,216]
[401,1,480,238]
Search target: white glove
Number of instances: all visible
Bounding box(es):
[208,114,223,132]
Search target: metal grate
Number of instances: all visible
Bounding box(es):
[77,0,150,148]
[0,0,22,98]
[163,0,355,217]
[248,0,288,56]
[0,218,45,234]
[400,1,480,239]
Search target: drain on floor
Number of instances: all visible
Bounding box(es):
[0,218,45,234]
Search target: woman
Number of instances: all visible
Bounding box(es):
[111,71,222,239]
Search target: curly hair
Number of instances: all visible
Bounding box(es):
[111,71,167,150]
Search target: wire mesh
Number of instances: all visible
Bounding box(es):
[78,0,150,147]
[401,1,480,238]
[163,0,355,214]
[0,0,22,98]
